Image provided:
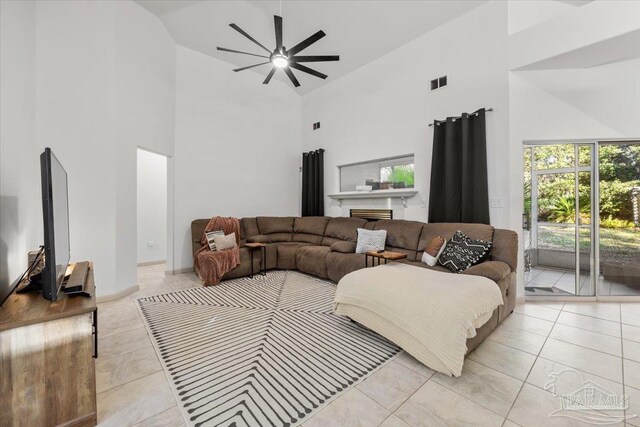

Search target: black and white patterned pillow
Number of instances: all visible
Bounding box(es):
[205,230,225,251]
[437,230,492,273]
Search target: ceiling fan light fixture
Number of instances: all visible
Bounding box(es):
[271,54,288,68]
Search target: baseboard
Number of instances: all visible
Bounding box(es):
[96,284,139,303]
[137,260,166,267]
[165,267,193,275]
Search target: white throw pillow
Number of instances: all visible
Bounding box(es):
[205,230,225,251]
[355,228,387,254]
[212,232,237,251]
[421,241,447,266]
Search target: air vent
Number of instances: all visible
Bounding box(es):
[430,75,448,91]
[313,122,321,130]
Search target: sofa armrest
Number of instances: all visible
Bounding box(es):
[247,235,271,243]
[462,261,511,284]
[330,241,357,253]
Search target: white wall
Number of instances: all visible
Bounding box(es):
[173,46,301,272]
[0,0,38,290]
[114,0,176,289]
[301,1,510,227]
[0,0,177,298]
[137,149,167,264]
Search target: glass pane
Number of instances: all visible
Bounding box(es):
[527,224,577,295]
[536,173,575,224]
[534,144,575,170]
[598,143,640,296]
[579,145,591,167]
[339,155,414,191]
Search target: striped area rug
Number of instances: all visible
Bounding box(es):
[137,270,400,427]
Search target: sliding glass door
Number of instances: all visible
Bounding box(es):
[524,143,594,296]
[597,142,640,296]
[525,140,640,298]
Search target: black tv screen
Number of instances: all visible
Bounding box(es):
[40,147,70,301]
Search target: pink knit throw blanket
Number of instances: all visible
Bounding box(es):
[193,216,241,285]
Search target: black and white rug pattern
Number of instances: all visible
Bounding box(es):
[137,270,400,427]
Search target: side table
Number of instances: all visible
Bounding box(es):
[365,250,407,267]
[245,242,267,278]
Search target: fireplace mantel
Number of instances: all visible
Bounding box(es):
[327,189,418,207]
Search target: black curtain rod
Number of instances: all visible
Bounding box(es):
[428,107,493,127]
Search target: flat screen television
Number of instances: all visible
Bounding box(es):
[40,147,70,301]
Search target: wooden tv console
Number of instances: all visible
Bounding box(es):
[0,262,98,427]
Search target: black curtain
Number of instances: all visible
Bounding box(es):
[302,149,324,216]
[428,109,490,224]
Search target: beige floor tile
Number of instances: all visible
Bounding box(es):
[539,338,622,383]
[486,322,547,355]
[99,308,145,338]
[501,312,555,336]
[555,311,621,338]
[356,361,428,412]
[625,339,640,363]
[562,303,621,322]
[98,326,152,359]
[394,351,436,379]
[623,310,640,327]
[432,359,522,416]
[96,346,162,393]
[132,406,185,427]
[502,420,523,427]
[97,371,176,427]
[514,304,561,322]
[625,359,640,389]
[526,357,623,396]
[378,415,411,427]
[549,323,622,357]
[621,303,640,315]
[468,339,536,381]
[623,324,640,343]
[303,389,390,427]
[394,380,504,427]
[508,383,606,427]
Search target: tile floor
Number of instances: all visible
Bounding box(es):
[525,266,640,296]
[98,264,640,426]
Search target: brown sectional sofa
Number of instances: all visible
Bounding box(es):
[191,216,518,353]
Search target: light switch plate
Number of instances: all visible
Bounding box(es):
[490,197,504,208]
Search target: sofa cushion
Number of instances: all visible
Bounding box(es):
[257,216,294,234]
[247,234,271,243]
[373,219,424,251]
[275,242,312,270]
[418,223,494,252]
[293,233,323,245]
[296,246,331,279]
[326,252,366,282]
[294,217,329,235]
[322,217,368,245]
[241,217,259,238]
[462,261,511,284]
[491,229,518,271]
[266,233,293,242]
[330,241,356,253]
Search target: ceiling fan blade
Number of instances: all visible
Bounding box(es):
[217,47,269,59]
[274,15,283,52]
[233,62,270,72]
[283,67,301,87]
[263,67,277,85]
[290,55,340,63]
[287,31,326,56]
[229,23,271,53]
[289,62,327,79]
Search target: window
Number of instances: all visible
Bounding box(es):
[339,155,415,192]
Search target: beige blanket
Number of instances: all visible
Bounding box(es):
[334,263,503,376]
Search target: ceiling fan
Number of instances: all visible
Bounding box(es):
[217,15,340,88]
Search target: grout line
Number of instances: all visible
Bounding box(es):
[504,299,560,423]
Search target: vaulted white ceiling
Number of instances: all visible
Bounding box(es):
[136,0,485,94]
